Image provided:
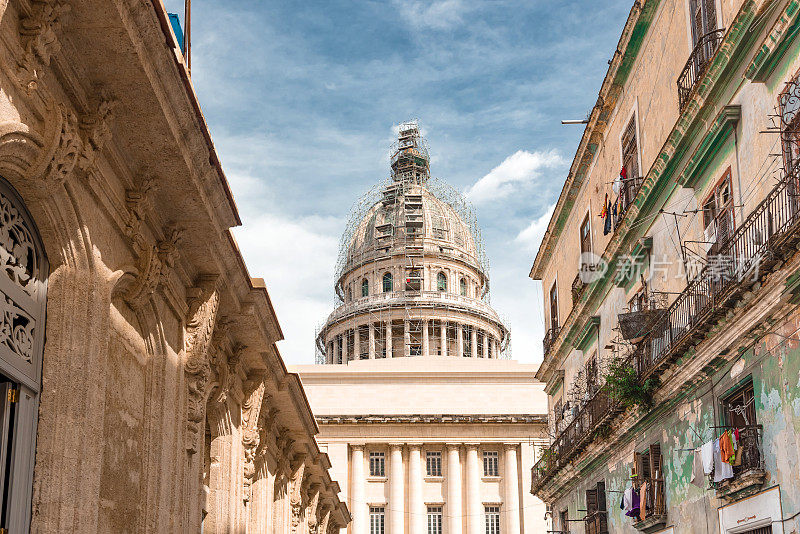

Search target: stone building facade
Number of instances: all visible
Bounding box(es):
[292,358,550,534]
[0,0,348,532]
[530,0,800,533]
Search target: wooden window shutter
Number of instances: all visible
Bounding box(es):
[649,443,662,480]
[631,451,642,479]
[703,0,717,33]
[640,450,652,480]
[596,481,608,533]
[586,488,598,514]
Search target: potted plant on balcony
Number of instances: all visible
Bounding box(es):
[603,359,660,410]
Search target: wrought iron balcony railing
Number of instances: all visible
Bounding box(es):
[678,29,726,111]
[532,170,800,494]
[572,272,585,304]
[713,425,766,500]
[543,325,561,357]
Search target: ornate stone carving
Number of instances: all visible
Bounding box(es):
[17,1,70,93]
[318,506,331,534]
[184,275,220,453]
[121,225,182,310]
[306,485,320,534]
[40,107,81,189]
[78,92,116,172]
[289,454,307,533]
[242,378,267,485]
[124,175,156,245]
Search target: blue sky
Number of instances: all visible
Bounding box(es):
[163,0,631,365]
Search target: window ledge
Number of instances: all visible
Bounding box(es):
[481,476,501,481]
[424,476,443,481]
[367,476,387,482]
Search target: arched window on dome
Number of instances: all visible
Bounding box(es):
[382,272,393,293]
[437,272,447,292]
[459,277,467,297]
[361,278,369,297]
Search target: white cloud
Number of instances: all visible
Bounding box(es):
[231,213,342,364]
[515,203,556,254]
[395,0,471,30]
[465,150,565,205]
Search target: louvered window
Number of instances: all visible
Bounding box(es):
[689,0,718,44]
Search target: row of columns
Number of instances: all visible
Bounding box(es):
[328,320,501,363]
[349,444,520,534]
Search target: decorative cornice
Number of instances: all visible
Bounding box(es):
[17,0,70,93]
[315,414,547,425]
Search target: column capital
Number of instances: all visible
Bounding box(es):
[464,443,480,451]
[445,443,461,451]
[407,443,422,451]
[351,443,366,451]
[502,442,519,451]
[388,443,405,450]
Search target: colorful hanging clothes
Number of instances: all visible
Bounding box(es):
[604,196,612,235]
[599,193,609,218]
[720,430,735,464]
[622,487,634,514]
[713,439,734,482]
[625,489,640,518]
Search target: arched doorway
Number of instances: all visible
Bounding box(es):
[0,176,48,532]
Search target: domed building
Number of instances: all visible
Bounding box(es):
[292,122,549,534]
[316,122,510,363]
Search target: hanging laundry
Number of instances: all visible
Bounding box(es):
[700,441,714,474]
[690,449,705,488]
[613,168,623,195]
[713,439,734,482]
[625,488,640,518]
[720,430,735,464]
[604,196,612,235]
[599,193,609,218]
[622,487,634,514]
[639,481,648,521]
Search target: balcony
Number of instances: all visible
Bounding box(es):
[714,426,767,502]
[532,170,800,494]
[678,29,725,111]
[632,478,666,532]
[543,325,561,357]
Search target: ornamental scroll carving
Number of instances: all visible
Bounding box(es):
[318,506,331,534]
[17,1,70,93]
[289,453,306,533]
[78,92,116,173]
[40,107,81,190]
[184,275,220,453]
[242,378,268,487]
[306,485,320,534]
[121,225,182,311]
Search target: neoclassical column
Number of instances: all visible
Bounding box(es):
[404,320,411,358]
[368,323,376,359]
[386,321,393,358]
[465,445,481,534]
[408,445,424,534]
[440,321,448,357]
[470,327,478,358]
[422,320,430,356]
[342,331,349,362]
[456,324,464,358]
[355,326,362,360]
[334,336,340,364]
[390,444,405,534]
[351,445,367,534]
[446,445,463,534]
[504,445,520,534]
[482,332,489,359]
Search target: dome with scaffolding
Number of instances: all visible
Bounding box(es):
[316,121,510,365]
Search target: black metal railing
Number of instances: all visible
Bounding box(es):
[572,272,585,304]
[532,170,800,493]
[614,175,645,227]
[678,29,726,111]
[713,425,764,486]
[543,325,561,357]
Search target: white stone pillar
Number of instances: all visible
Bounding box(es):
[369,323,376,359]
[447,445,463,534]
[470,327,478,358]
[404,320,411,358]
[504,445,520,534]
[422,320,430,356]
[342,331,349,362]
[390,444,405,534]
[352,445,367,534]
[440,322,448,357]
[409,445,424,534]
[465,445,481,534]
[355,326,362,360]
[456,324,464,358]
[482,332,489,359]
[334,336,340,364]
[386,321,393,358]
